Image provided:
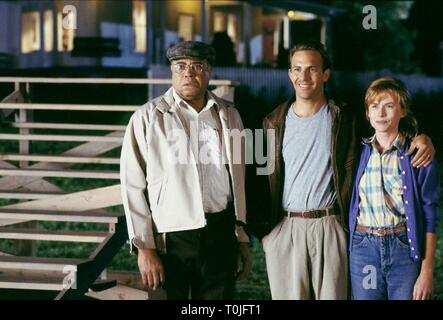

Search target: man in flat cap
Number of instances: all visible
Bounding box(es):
[120,41,251,299]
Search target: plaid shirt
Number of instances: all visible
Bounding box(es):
[357,135,406,227]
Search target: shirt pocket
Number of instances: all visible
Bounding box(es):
[384,173,403,198]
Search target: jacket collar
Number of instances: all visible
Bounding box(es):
[265,95,343,127]
[157,87,225,118]
[361,134,407,153]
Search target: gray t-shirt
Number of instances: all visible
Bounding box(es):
[282,103,337,211]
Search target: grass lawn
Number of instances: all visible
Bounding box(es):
[0,124,441,299]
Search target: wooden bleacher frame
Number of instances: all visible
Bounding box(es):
[0,77,237,299]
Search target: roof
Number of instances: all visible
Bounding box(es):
[246,0,347,17]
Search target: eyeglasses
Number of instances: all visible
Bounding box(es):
[171,63,206,75]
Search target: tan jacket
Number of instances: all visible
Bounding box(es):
[120,88,247,252]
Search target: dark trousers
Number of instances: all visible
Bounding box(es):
[162,208,237,300]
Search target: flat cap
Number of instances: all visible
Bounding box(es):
[166,41,216,65]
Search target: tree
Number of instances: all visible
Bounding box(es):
[407,1,443,76]
[318,1,419,73]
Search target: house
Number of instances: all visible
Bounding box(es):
[0,0,345,70]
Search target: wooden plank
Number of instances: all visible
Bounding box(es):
[0,161,66,194]
[0,185,122,226]
[0,228,109,243]
[0,131,123,191]
[0,269,66,291]
[56,218,127,299]
[0,168,120,179]
[0,191,65,200]
[106,271,167,300]
[9,122,126,131]
[85,284,149,300]
[0,154,120,164]
[0,89,25,120]
[0,103,138,112]
[0,133,123,142]
[0,208,122,223]
[0,256,84,271]
[0,77,239,86]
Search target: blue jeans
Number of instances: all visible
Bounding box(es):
[349,229,420,300]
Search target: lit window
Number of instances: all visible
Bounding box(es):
[178,14,194,42]
[44,10,53,52]
[213,12,225,32]
[133,0,146,53]
[21,11,41,53]
[57,11,74,51]
[227,14,237,43]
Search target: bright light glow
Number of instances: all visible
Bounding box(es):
[178,14,194,41]
[21,11,41,53]
[44,10,53,52]
[57,11,74,51]
[133,0,146,53]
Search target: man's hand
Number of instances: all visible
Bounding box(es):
[236,242,252,280]
[137,248,165,290]
[407,134,435,168]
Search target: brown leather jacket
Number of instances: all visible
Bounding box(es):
[246,97,357,239]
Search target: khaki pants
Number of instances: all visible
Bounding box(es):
[263,215,348,300]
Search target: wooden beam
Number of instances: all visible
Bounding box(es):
[0,256,84,271]
[0,168,120,179]
[85,284,149,300]
[0,191,65,200]
[0,154,120,164]
[0,77,239,86]
[0,89,25,120]
[0,228,109,243]
[0,184,122,226]
[0,208,122,223]
[106,271,167,300]
[0,133,123,142]
[9,122,126,131]
[56,218,127,300]
[0,103,138,112]
[0,270,66,291]
[0,131,123,191]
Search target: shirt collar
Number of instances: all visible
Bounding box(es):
[363,134,405,152]
[172,88,219,113]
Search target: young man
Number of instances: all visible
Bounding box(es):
[120,41,251,299]
[248,40,435,300]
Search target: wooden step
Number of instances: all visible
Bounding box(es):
[0,102,138,112]
[0,133,123,142]
[0,256,85,272]
[9,122,126,131]
[0,208,123,223]
[0,228,109,243]
[0,191,66,200]
[0,168,120,179]
[0,269,68,291]
[0,153,120,164]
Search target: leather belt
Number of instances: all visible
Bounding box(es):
[356,225,406,236]
[284,207,337,219]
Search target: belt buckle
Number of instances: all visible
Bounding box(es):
[302,211,311,218]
